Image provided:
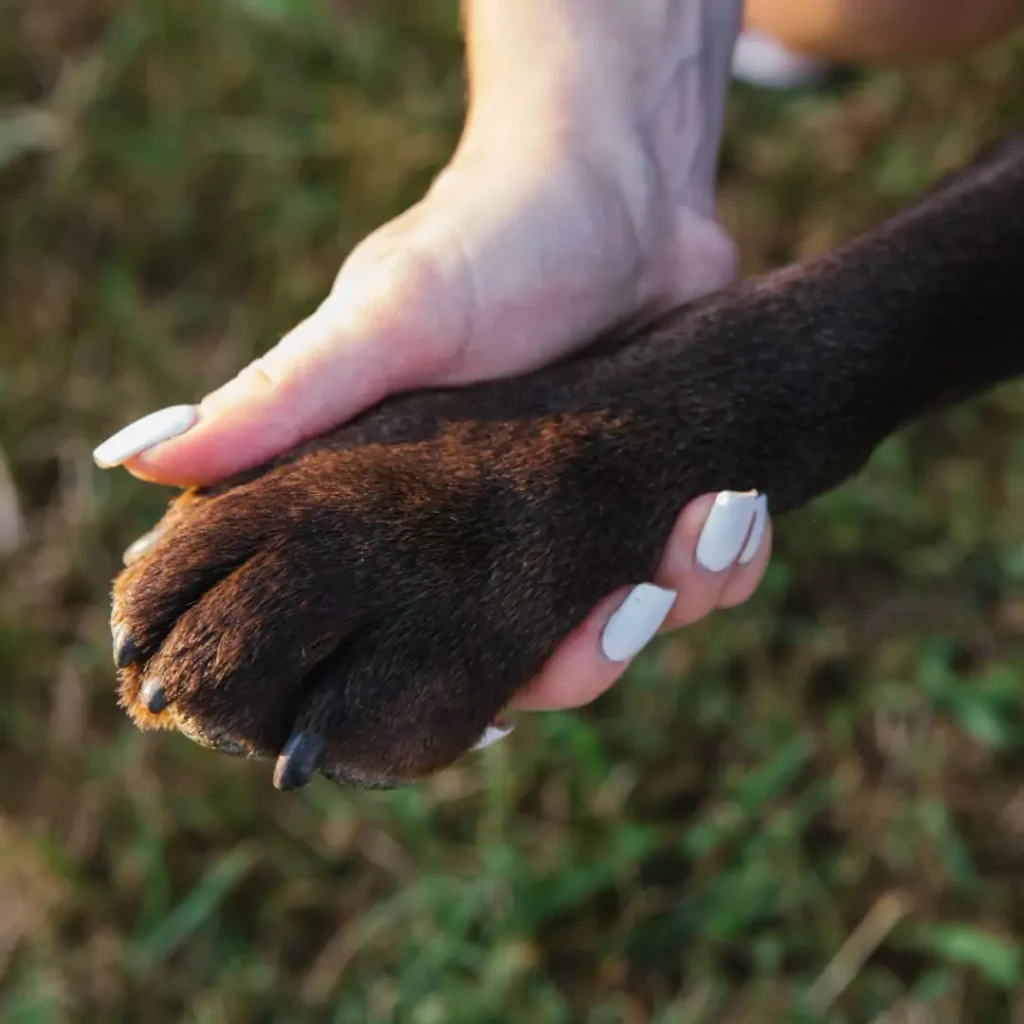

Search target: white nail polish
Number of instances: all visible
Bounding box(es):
[92,405,198,468]
[738,494,769,565]
[122,529,162,567]
[695,490,759,572]
[601,583,677,662]
[472,721,514,751]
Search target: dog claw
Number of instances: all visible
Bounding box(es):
[112,625,141,669]
[273,731,325,792]
[139,676,169,714]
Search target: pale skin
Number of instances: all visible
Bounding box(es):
[101,0,1023,717]
[745,0,1024,61]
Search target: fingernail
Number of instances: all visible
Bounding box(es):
[472,721,514,751]
[695,490,760,572]
[122,528,162,566]
[93,405,198,468]
[738,494,769,565]
[601,583,677,662]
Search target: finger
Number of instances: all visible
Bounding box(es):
[511,490,772,712]
[509,586,656,711]
[656,490,769,628]
[717,513,773,608]
[96,243,457,488]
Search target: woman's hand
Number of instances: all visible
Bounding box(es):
[94,0,772,719]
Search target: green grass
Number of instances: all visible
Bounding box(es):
[2,2,1024,1020]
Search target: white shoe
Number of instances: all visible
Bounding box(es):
[731,29,833,89]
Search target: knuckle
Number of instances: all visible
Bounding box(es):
[237,355,281,394]
[333,236,465,378]
[339,238,439,321]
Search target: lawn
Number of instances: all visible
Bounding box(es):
[2,2,1024,1021]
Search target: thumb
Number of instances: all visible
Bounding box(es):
[98,242,460,488]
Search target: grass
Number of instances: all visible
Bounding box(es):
[2,2,1024,1020]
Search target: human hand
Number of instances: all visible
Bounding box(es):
[95,0,772,724]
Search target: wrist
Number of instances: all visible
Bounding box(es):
[462,0,741,216]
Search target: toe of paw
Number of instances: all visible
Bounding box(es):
[174,712,264,759]
[116,669,178,733]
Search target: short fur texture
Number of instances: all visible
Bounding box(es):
[111,132,1024,790]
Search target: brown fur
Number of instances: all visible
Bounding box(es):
[111,132,1024,790]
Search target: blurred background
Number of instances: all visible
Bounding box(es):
[2,2,1024,1021]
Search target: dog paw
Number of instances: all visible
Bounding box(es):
[111,276,884,790]
[110,396,667,789]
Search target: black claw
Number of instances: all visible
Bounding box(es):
[273,731,325,792]
[112,625,141,670]
[139,675,168,714]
